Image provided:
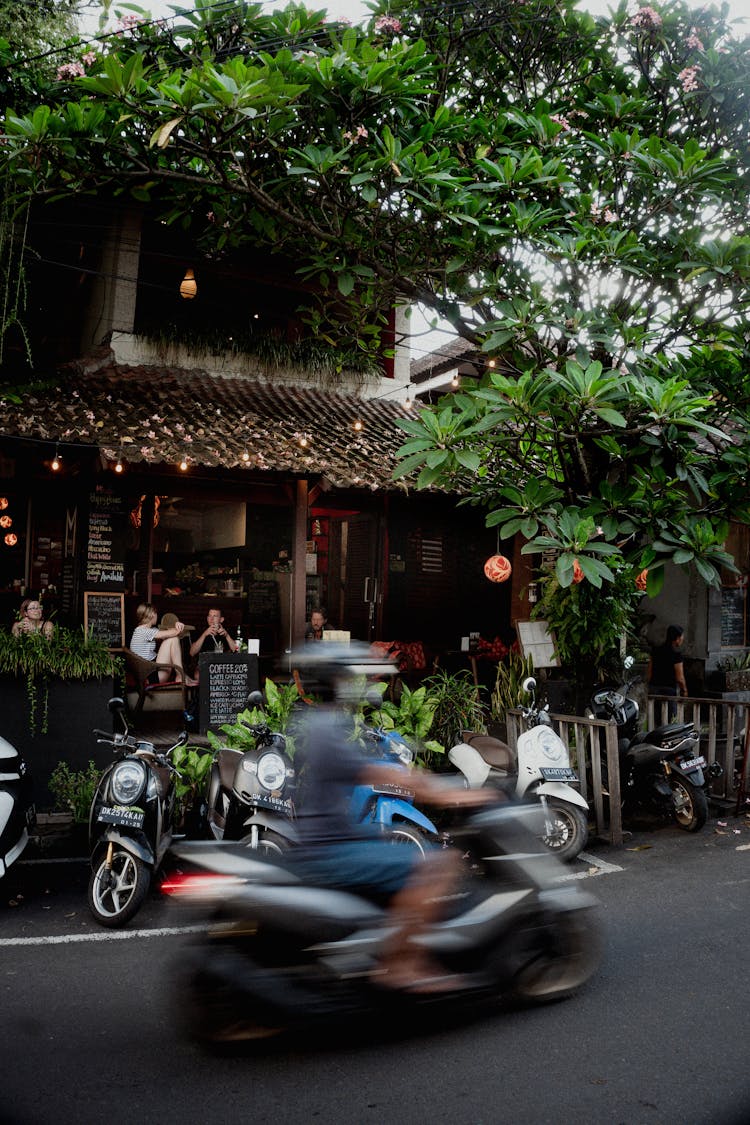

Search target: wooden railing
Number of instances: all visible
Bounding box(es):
[507,693,746,849]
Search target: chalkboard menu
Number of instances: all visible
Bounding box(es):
[86,489,125,589]
[721,586,747,647]
[198,653,259,733]
[246,579,279,625]
[84,591,125,647]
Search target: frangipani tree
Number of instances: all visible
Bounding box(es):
[1,0,749,619]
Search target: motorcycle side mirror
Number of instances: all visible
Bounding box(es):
[623,655,635,670]
[246,690,265,708]
[364,686,384,710]
[108,697,126,714]
[521,677,537,694]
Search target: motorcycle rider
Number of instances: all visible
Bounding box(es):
[290,645,493,994]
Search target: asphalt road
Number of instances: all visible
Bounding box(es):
[2,814,750,1125]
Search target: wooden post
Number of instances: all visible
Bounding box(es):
[291,479,308,647]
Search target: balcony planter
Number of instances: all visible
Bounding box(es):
[0,627,120,806]
[725,670,750,691]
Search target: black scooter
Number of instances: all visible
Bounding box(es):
[587,672,721,832]
[205,691,297,854]
[88,697,187,926]
[0,732,35,880]
[163,802,602,1046]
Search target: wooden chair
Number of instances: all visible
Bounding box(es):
[123,648,193,718]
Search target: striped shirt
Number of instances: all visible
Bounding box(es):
[130,625,159,661]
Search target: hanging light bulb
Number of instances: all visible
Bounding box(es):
[51,444,61,471]
[451,373,459,389]
[352,418,363,433]
[299,435,309,449]
[487,358,496,369]
[179,268,198,299]
[242,451,250,462]
[179,455,189,471]
[114,456,123,473]
[404,386,413,409]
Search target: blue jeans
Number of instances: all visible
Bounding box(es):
[289,839,420,904]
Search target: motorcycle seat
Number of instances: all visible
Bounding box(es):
[633,722,694,745]
[460,732,516,772]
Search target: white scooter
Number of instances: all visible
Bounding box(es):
[448,676,589,862]
[0,734,35,879]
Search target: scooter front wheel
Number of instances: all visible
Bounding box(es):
[386,824,431,856]
[540,799,588,863]
[88,847,150,927]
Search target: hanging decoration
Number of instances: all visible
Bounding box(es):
[0,515,11,529]
[572,559,585,584]
[179,268,198,299]
[483,554,512,583]
[4,533,18,546]
[0,497,8,510]
[635,568,649,591]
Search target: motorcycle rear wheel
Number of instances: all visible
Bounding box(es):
[670,776,708,832]
[180,966,284,1047]
[387,824,430,856]
[88,847,150,927]
[509,907,602,1005]
[540,799,589,862]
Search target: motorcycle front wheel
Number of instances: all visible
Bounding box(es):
[540,799,589,862]
[242,827,291,857]
[508,906,602,1005]
[88,847,150,927]
[670,776,708,832]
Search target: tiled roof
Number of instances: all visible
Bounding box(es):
[0,357,423,491]
[410,338,480,382]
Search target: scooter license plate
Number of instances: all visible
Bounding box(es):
[97,805,145,829]
[680,756,706,772]
[540,767,578,781]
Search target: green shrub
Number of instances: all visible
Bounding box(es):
[48,759,102,823]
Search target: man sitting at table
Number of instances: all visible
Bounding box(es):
[190,607,238,662]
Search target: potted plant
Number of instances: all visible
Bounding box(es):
[719,653,750,692]
[420,668,488,760]
[46,759,102,852]
[489,652,535,741]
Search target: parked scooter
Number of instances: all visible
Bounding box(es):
[205,690,297,854]
[351,722,440,853]
[88,697,187,926]
[0,734,35,880]
[448,676,589,862]
[163,801,602,1046]
[587,672,721,832]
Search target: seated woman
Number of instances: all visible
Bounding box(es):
[12,598,54,639]
[129,603,191,683]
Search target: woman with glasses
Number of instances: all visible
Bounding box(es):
[12,598,54,639]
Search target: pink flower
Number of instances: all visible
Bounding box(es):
[56,62,85,80]
[686,28,704,50]
[630,6,663,31]
[603,208,619,222]
[82,51,97,66]
[374,15,402,33]
[343,125,368,144]
[678,65,702,92]
[549,114,571,131]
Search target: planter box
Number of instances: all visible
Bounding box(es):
[0,676,116,806]
[725,670,750,691]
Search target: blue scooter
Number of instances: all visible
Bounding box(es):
[350,724,440,853]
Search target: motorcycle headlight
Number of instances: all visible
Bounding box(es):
[257,752,286,791]
[110,760,146,805]
[538,729,563,762]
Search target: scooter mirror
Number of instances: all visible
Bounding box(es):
[623,655,635,670]
[364,686,384,710]
[246,690,265,708]
[107,697,126,714]
[521,676,536,694]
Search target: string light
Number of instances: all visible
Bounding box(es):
[352,418,363,432]
[242,451,250,462]
[0,515,12,529]
[4,533,17,547]
[487,358,496,368]
[299,435,309,449]
[179,455,189,471]
[114,455,123,473]
[404,386,413,409]
[51,444,61,471]
[451,373,459,388]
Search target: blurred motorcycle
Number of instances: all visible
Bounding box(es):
[162,801,602,1046]
[0,734,35,880]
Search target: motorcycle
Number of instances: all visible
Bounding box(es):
[350,722,440,854]
[587,673,720,832]
[0,734,35,880]
[162,801,602,1046]
[447,676,589,862]
[88,697,187,926]
[205,690,297,855]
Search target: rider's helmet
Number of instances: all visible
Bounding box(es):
[290,641,397,703]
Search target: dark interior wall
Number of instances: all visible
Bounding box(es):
[382,495,514,646]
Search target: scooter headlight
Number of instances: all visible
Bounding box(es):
[257,752,286,791]
[110,760,146,805]
[538,728,563,763]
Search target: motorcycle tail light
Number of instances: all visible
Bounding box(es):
[160,872,244,898]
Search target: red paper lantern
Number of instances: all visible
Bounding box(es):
[572,559,584,584]
[484,554,512,583]
[635,568,649,591]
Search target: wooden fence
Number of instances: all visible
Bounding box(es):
[506,693,747,849]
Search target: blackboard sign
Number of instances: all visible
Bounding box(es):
[86,489,125,589]
[246,579,279,624]
[198,653,259,733]
[84,591,125,648]
[721,586,746,647]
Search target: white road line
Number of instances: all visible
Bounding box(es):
[0,925,204,947]
[562,851,624,880]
